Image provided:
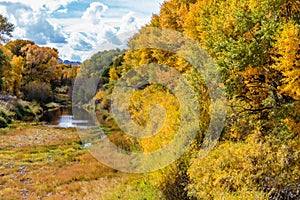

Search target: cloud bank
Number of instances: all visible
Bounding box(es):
[0,0,164,61]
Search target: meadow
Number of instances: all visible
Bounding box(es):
[0,125,164,200]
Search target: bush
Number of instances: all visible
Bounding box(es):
[0,116,8,128]
[0,109,13,128]
[54,86,69,94]
[23,81,53,104]
[13,101,42,121]
[0,110,12,124]
[187,135,300,199]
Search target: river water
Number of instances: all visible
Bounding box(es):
[40,107,96,129]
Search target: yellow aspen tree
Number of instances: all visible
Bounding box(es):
[10,55,23,97]
[272,22,300,100]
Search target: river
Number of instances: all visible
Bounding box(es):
[40,107,96,129]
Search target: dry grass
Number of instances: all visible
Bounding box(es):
[0,126,137,199]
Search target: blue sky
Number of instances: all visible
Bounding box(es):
[0,0,165,61]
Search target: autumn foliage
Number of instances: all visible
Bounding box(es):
[0,1,299,199]
[81,0,300,199]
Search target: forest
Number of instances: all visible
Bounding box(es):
[0,0,299,199]
[0,19,78,127]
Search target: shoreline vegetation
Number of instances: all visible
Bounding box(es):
[0,93,71,129]
[0,0,299,199]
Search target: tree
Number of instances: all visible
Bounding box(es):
[0,14,14,43]
[80,0,299,198]
[6,39,35,57]
[0,45,24,96]
[272,22,300,100]
[156,0,195,31]
[10,55,24,97]
[21,44,59,85]
[0,45,12,92]
[23,81,53,104]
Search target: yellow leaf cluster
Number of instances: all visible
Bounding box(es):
[272,22,300,100]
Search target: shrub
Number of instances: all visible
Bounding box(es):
[54,86,69,94]
[0,109,14,128]
[0,116,8,128]
[13,101,42,121]
[187,135,299,199]
[23,81,53,104]
[0,109,12,124]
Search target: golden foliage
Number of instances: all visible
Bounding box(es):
[188,134,299,199]
[109,67,119,82]
[272,22,300,100]
[128,85,181,152]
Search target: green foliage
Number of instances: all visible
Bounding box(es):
[102,177,166,200]
[13,101,42,121]
[0,109,13,128]
[0,116,8,128]
[79,49,125,83]
[0,109,12,124]
[150,154,195,200]
[74,49,125,105]
[0,14,14,43]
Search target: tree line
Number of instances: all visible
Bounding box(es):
[0,14,78,104]
[78,0,299,199]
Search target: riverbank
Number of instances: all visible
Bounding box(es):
[0,93,73,129]
[0,126,164,199]
[0,96,43,128]
[0,126,125,199]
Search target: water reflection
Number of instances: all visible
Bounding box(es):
[41,107,96,129]
[57,115,74,128]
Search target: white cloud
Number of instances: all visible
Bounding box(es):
[82,2,108,25]
[0,2,66,44]
[0,0,165,61]
[68,32,93,51]
[51,2,139,61]
[0,0,77,13]
[57,8,68,13]
[118,12,138,33]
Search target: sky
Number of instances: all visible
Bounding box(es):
[0,0,165,61]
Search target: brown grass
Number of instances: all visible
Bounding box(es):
[0,126,135,199]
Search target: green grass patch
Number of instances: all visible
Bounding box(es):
[102,177,165,200]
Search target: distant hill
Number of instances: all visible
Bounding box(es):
[58,58,81,66]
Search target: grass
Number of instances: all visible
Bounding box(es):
[101,177,166,200]
[0,126,126,199]
[0,126,164,199]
